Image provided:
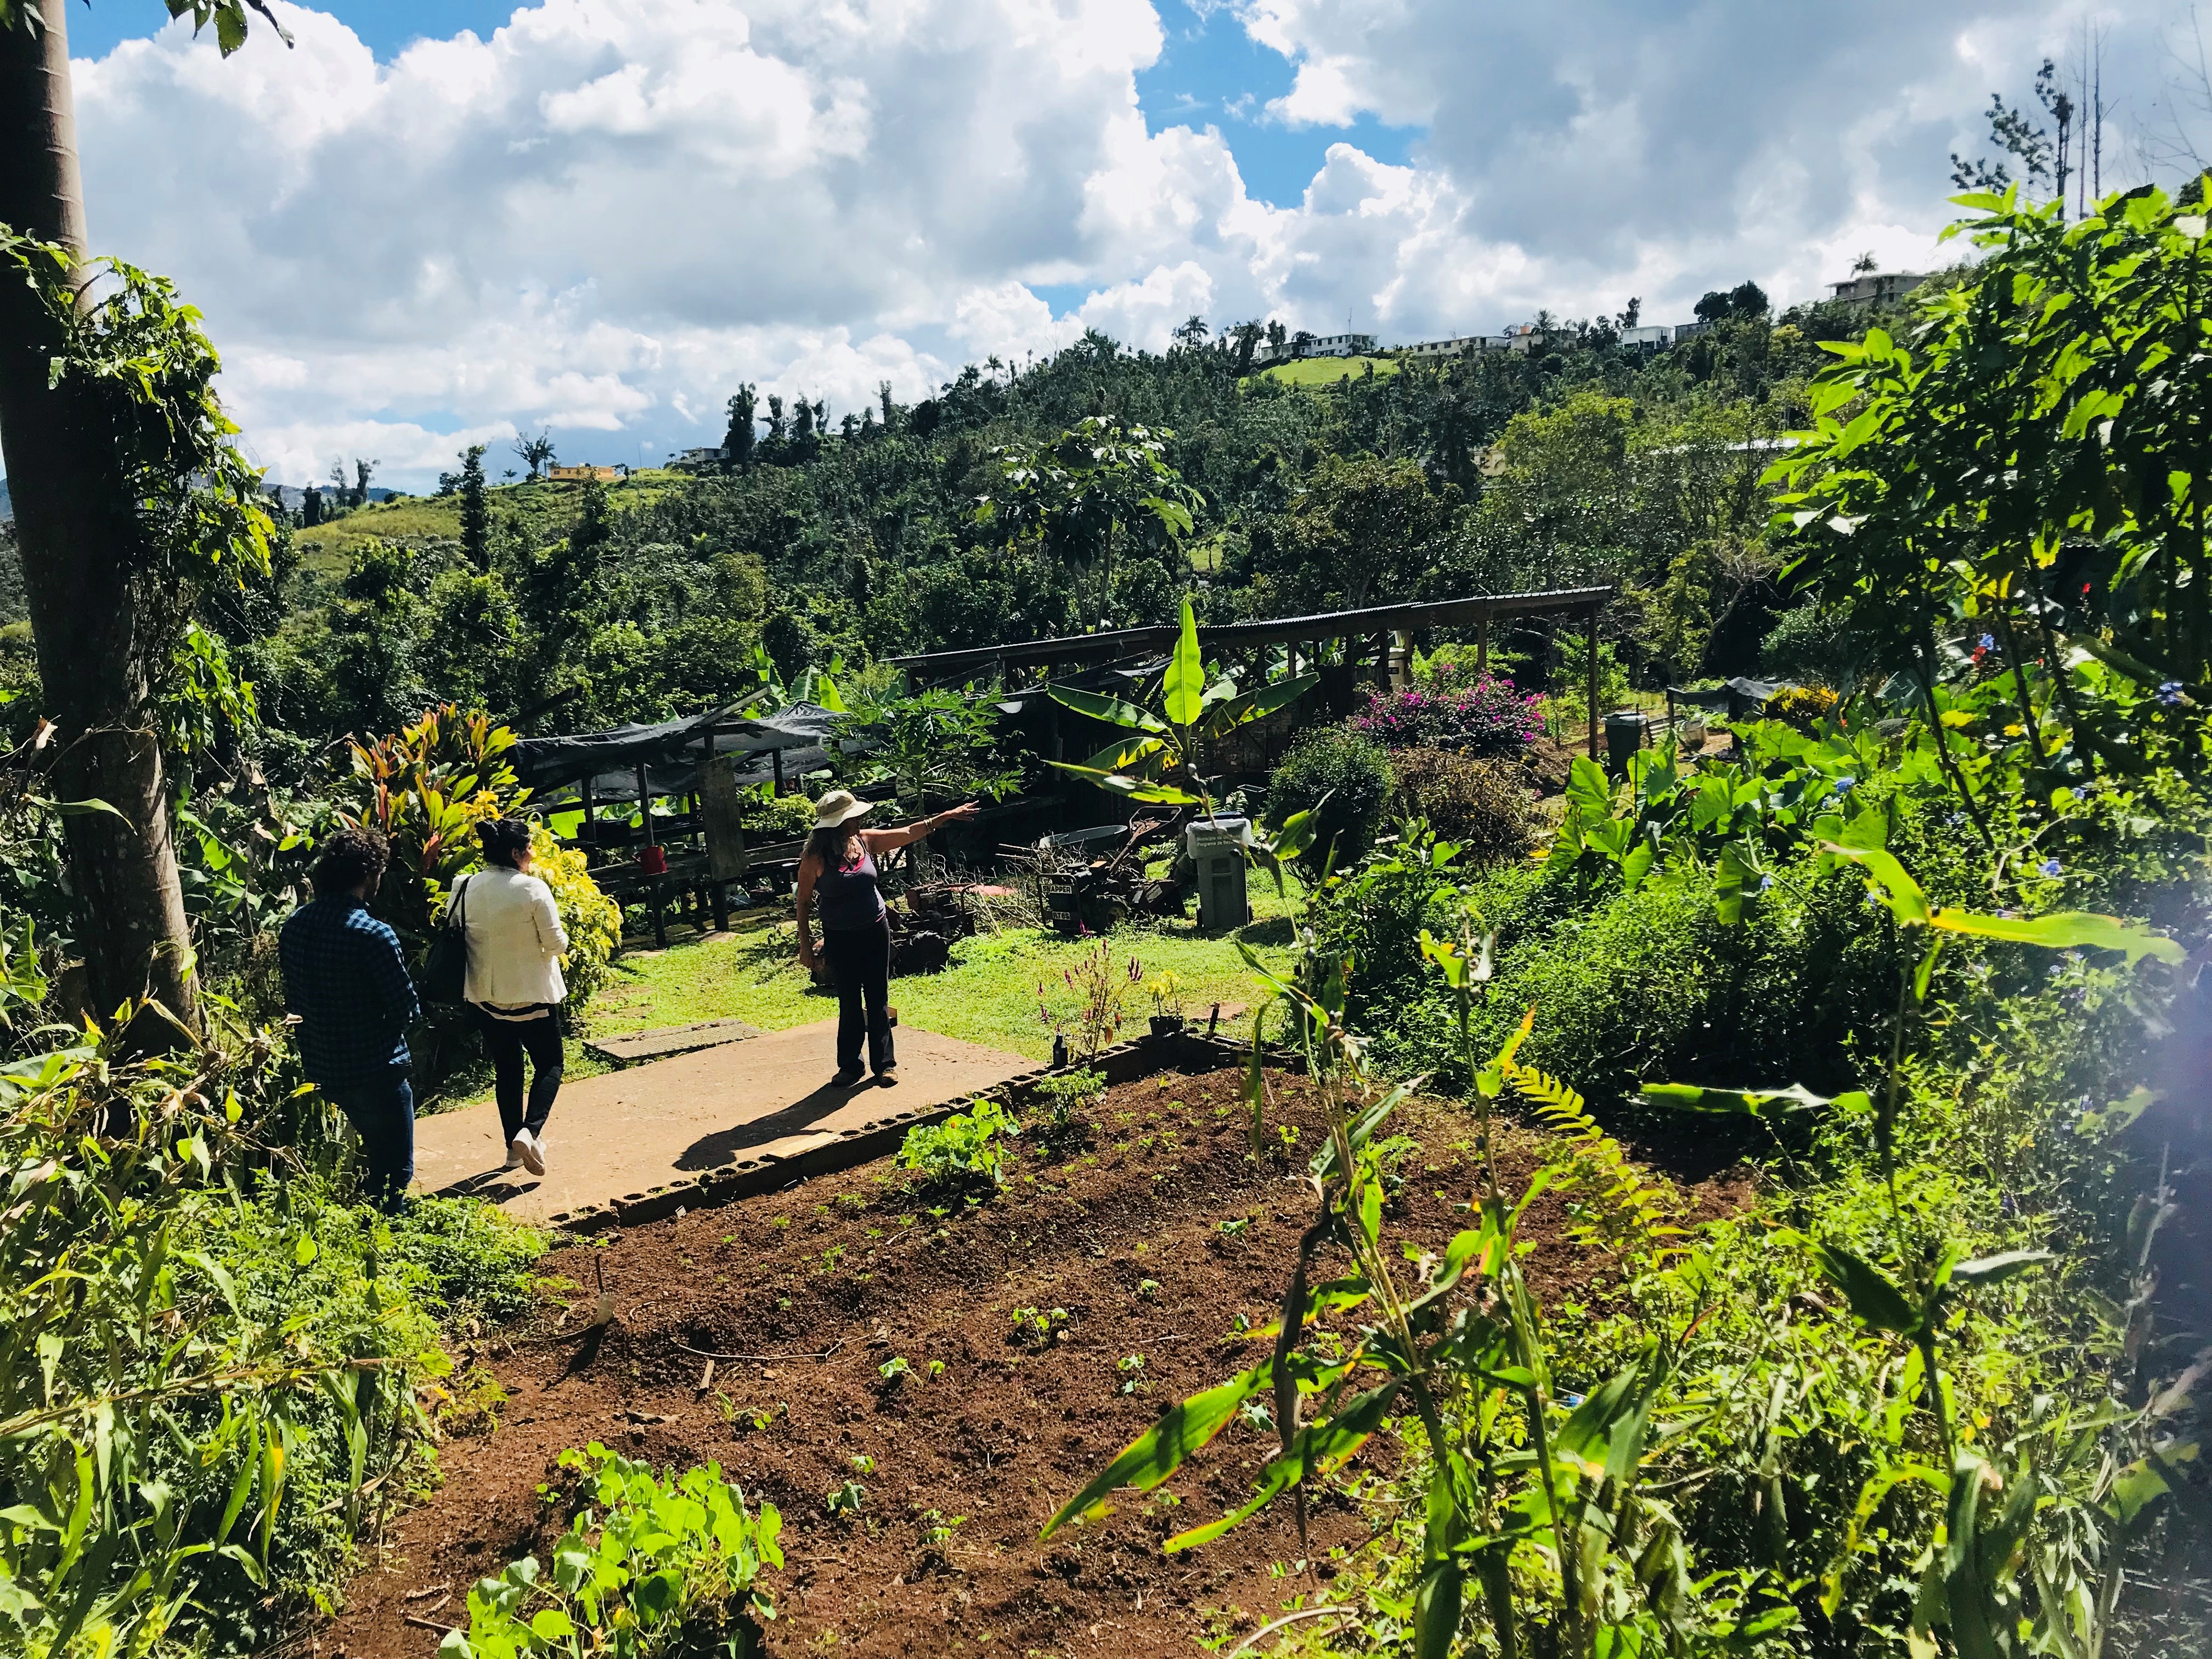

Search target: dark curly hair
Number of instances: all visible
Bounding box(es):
[476,817,533,870]
[310,825,389,897]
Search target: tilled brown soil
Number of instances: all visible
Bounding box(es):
[326,1065,1754,1658]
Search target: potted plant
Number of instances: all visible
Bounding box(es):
[1147,970,1186,1039]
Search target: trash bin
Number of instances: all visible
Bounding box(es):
[1184,817,1252,931]
[1604,710,1650,774]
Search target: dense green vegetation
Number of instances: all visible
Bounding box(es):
[0,280,1916,768]
[0,144,2208,1659]
[1038,182,2212,1658]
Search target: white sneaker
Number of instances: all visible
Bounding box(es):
[518,1131,546,1177]
[504,1141,524,1170]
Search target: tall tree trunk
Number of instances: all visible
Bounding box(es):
[0,10,200,1030]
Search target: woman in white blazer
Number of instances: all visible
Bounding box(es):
[460,818,570,1175]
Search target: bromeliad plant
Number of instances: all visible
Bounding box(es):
[440,1444,782,1659]
[1046,597,1317,809]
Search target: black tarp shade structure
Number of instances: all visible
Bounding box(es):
[1665,678,1796,721]
[513,703,843,800]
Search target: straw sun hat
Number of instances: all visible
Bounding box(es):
[811,789,873,830]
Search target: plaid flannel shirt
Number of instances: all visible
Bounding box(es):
[279,895,420,1087]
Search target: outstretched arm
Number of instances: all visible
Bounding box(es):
[862,802,980,853]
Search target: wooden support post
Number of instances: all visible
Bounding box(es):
[651,880,667,950]
[771,746,785,797]
[1586,605,1601,760]
[712,882,729,931]
[1476,611,1491,676]
[580,772,596,864]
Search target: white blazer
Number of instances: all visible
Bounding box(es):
[459,867,569,1008]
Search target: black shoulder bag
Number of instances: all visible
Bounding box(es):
[420,874,472,1005]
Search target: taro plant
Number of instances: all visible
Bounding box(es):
[895,1097,1017,1194]
[440,1444,782,1659]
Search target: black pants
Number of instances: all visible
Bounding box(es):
[823,918,894,1073]
[471,1005,564,1142]
[323,1069,414,1214]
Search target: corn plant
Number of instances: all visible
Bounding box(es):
[1041,892,1775,1657]
[441,1444,781,1659]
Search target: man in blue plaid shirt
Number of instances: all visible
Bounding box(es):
[279,826,420,1211]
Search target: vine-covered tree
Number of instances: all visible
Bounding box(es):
[0,0,285,1030]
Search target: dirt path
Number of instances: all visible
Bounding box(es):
[329,1066,1754,1658]
[413,1018,1031,1223]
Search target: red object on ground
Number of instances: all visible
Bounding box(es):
[637,844,669,875]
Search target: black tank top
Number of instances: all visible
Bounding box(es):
[815,842,885,931]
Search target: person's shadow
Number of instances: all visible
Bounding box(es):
[674,1074,886,1170]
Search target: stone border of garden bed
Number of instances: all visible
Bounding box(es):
[541,1028,1252,1235]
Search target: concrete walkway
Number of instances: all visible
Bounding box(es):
[413,1018,1030,1223]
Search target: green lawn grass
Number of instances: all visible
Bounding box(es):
[1253,354,1402,388]
[583,882,1306,1064]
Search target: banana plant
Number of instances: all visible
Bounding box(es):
[1045,596,1316,809]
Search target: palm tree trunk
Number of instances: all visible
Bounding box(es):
[1,10,200,1030]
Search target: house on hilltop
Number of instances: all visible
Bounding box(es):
[1401,333,1511,358]
[547,464,621,482]
[1252,330,1378,366]
[1828,270,1926,308]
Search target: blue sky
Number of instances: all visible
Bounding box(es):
[64,0,520,58]
[72,0,1419,219]
[49,0,2190,489]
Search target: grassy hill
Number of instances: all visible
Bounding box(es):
[290,469,693,573]
[1254,353,1403,388]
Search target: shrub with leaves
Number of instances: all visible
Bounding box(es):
[1266,725,1395,873]
[1390,747,1534,865]
[346,704,531,942]
[1348,670,1541,755]
[523,822,622,1009]
[895,1097,1016,1192]
[0,1004,539,1657]
[440,1444,781,1659]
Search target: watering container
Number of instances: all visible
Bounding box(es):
[1184,816,1252,931]
[1604,710,1650,775]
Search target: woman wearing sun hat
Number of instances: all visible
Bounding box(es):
[794,789,979,1087]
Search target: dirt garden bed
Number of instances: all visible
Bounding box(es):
[325,1064,1755,1658]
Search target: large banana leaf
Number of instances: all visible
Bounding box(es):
[1042,761,1204,805]
[1046,685,1168,733]
[1162,598,1205,727]
[1198,673,1320,737]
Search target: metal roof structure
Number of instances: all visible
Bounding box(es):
[885,586,1612,682]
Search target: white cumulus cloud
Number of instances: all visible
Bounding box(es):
[57,0,2191,489]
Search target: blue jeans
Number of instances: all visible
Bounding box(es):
[323,1070,415,1212]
